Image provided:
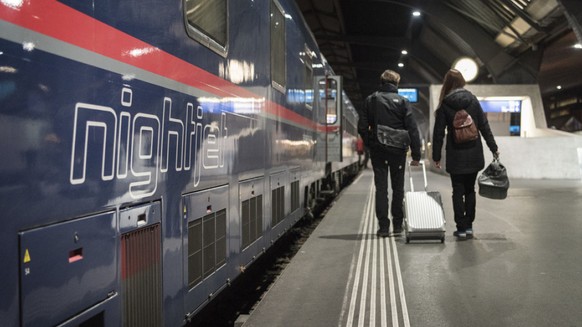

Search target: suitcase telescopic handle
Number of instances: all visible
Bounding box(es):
[408,160,427,192]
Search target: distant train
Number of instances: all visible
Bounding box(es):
[0,1,359,326]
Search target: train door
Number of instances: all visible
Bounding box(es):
[314,75,343,163]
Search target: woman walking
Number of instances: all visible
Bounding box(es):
[432,69,499,239]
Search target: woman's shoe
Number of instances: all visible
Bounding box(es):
[453,230,467,238]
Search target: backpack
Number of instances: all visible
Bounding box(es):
[452,109,479,143]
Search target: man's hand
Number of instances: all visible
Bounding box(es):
[434,161,441,169]
[410,160,420,166]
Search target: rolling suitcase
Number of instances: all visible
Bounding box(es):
[403,161,446,243]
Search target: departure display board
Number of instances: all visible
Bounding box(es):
[398,88,418,103]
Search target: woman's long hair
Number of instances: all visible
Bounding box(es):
[438,69,466,107]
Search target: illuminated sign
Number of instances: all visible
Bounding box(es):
[398,88,418,103]
[479,100,521,113]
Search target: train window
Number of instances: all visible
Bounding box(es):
[184,0,228,57]
[271,0,286,93]
[302,46,314,109]
[318,78,338,125]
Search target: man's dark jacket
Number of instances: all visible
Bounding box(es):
[358,83,421,161]
[432,88,498,174]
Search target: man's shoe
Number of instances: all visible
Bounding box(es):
[377,228,390,238]
[465,228,474,238]
[392,226,403,236]
[453,230,467,238]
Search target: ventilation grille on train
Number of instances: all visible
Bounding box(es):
[121,224,162,327]
[188,209,227,289]
[272,186,285,226]
[241,195,263,250]
[291,180,299,213]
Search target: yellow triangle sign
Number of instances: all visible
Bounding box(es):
[23,249,31,263]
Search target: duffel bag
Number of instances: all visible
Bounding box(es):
[478,158,509,200]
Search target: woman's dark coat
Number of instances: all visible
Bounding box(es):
[432,88,498,175]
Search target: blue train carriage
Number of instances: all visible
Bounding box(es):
[0,0,359,326]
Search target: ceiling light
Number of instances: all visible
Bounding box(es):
[398,63,404,68]
[401,50,408,55]
[412,11,421,17]
[575,43,582,49]
[556,85,562,90]
[452,57,479,82]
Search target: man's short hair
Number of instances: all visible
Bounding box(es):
[381,70,400,85]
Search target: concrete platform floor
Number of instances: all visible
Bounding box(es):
[243,167,582,327]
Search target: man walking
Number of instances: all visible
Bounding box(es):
[358,70,421,237]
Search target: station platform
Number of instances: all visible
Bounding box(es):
[243,164,582,327]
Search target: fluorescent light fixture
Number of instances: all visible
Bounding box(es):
[401,50,408,55]
[412,11,421,17]
[398,63,404,68]
[574,43,582,49]
[556,85,562,90]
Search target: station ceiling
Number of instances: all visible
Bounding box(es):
[295,0,582,109]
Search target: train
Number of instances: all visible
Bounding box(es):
[0,0,360,326]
